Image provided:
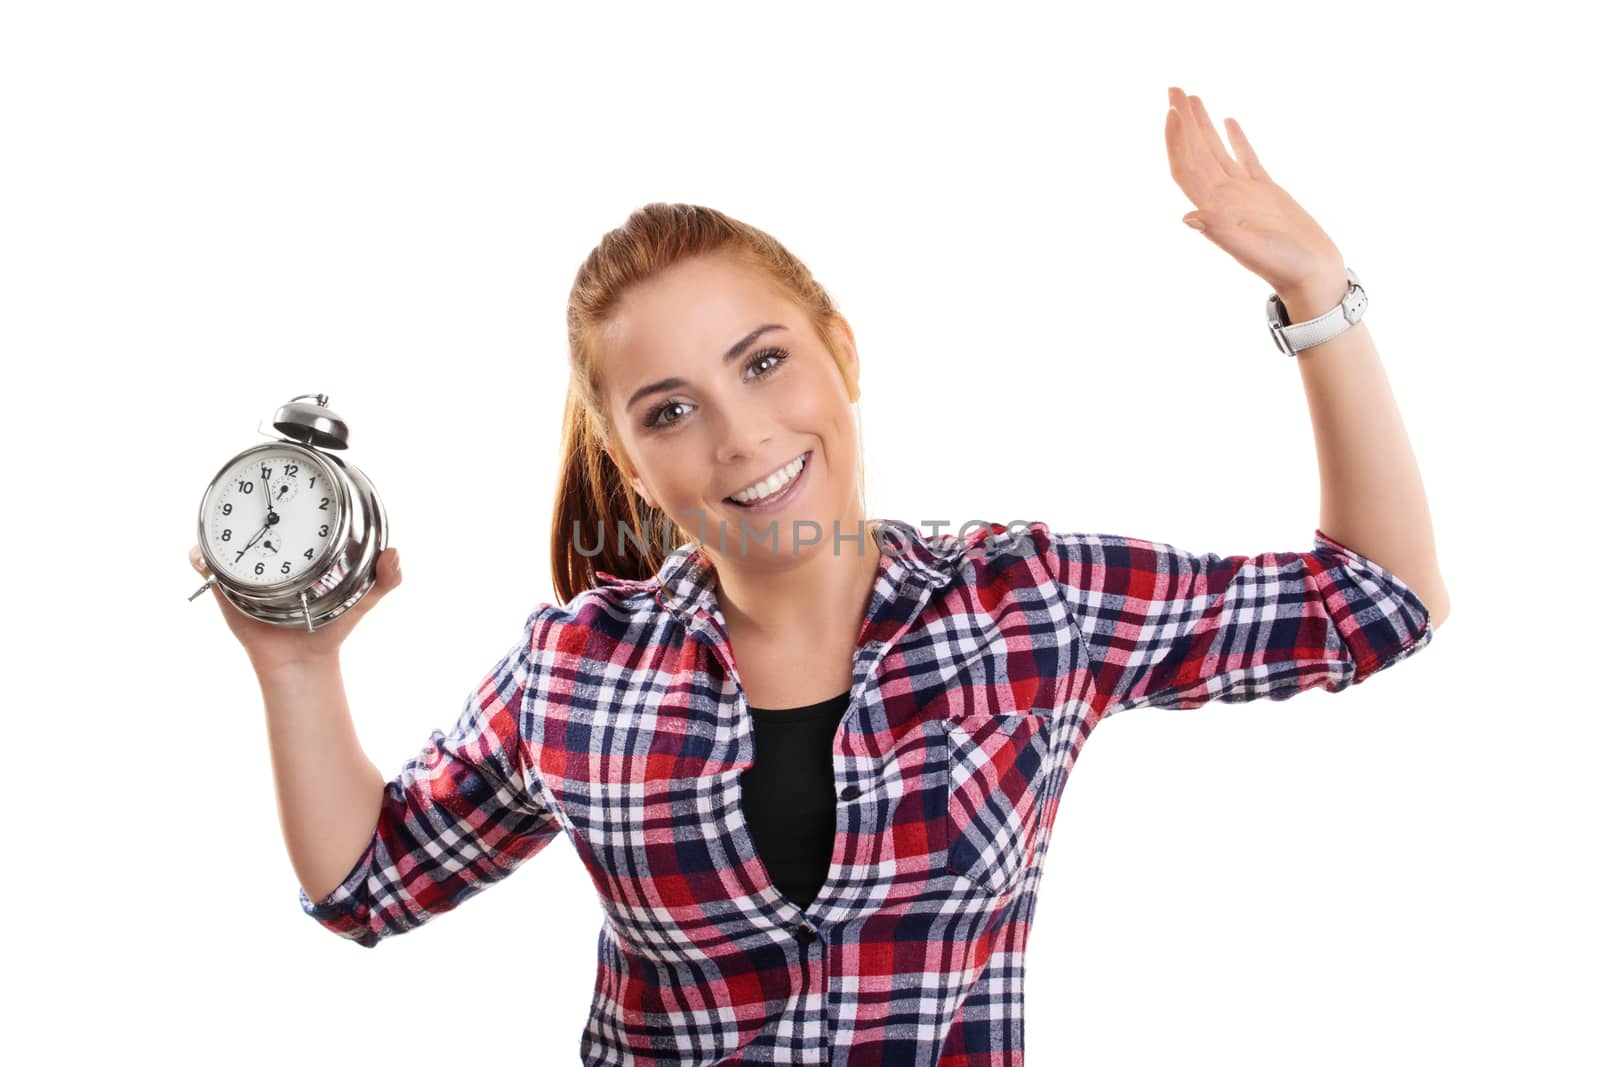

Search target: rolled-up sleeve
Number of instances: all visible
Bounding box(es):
[298,605,566,948]
[1036,524,1434,721]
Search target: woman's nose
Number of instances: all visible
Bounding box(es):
[714,422,773,467]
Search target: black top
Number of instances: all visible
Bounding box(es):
[739,691,851,910]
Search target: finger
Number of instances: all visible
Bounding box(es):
[379,547,401,589]
[1164,104,1209,206]
[1186,95,1245,179]
[359,548,401,603]
[1165,87,1219,201]
[1223,117,1271,182]
[190,544,210,575]
[347,552,400,622]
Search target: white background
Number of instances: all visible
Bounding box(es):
[5,2,1592,1064]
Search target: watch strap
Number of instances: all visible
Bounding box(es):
[1267,267,1366,356]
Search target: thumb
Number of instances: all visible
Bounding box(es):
[349,547,401,619]
[375,547,401,593]
[1182,213,1207,232]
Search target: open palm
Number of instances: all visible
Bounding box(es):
[1165,86,1344,295]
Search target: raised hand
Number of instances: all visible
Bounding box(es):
[1165,86,1345,299]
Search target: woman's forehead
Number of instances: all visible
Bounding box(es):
[603,290,799,408]
[609,261,791,357]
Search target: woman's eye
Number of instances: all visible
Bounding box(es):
[646,400,690,428]
[643,346,790,430]
[745,346,789,379]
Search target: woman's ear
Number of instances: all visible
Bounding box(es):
[832,315,862,402]
[604,444,657,510]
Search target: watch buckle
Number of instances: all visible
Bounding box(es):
[1340,282,1367,324]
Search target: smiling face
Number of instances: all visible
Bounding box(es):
[598,252,864,571]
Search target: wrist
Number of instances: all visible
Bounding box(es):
[1277,269,1350,324]
[251,651,342,683]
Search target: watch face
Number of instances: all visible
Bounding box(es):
[202,446,342,587]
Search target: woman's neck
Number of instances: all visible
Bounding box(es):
[710,517,883,643]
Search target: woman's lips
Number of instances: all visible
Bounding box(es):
[723,450,812,513]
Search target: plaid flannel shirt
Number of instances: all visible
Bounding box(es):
[299,518,1434,1065]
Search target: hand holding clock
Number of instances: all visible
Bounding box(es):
[189,541,403,674]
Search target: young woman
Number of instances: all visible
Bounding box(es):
[190,88,1447,1065]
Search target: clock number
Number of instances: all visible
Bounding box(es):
[281,562,292,575]
[284,463,299,477]
[303,548,314,560]
[238,480,253,494]
[220,529,232,541]
[260,466,274,480]
[318,497,329,510]
[309,476,317,489]
[221,502,232,516]
[318,524,329,537]
[254,562,265,576]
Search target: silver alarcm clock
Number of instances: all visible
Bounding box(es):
[188,393,388,631]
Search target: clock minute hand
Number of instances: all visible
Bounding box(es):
[234,522,270,563]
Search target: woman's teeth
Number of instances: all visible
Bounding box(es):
[727,452,807,505]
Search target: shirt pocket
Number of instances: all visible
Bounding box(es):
[941,711,1053,897]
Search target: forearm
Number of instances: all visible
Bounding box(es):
[253,656,388,902]
[1280,275,1450,626]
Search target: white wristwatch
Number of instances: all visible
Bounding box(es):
[1266,267,1367,356]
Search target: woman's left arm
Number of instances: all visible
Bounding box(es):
[1165,86,1451,628]
[1280,276,1451,628]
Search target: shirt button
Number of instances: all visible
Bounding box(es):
[839,785,861,800]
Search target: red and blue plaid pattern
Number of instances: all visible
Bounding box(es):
[300,519,1433,1064]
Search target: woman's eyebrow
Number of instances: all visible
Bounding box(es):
[625,324,788,414]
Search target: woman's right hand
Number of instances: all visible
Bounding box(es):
[188,543,402,673]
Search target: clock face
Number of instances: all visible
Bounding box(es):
[203,447,341,587]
